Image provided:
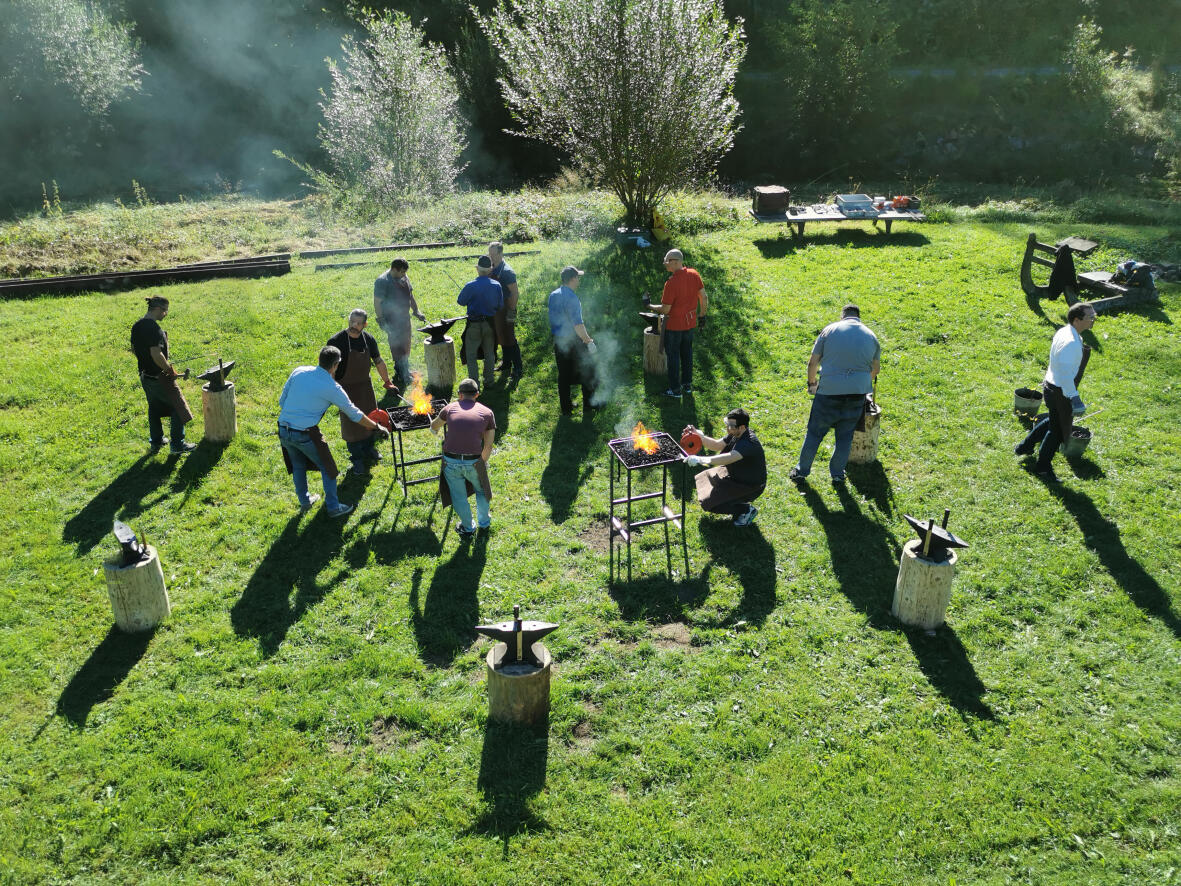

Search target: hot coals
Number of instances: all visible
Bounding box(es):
[388,398,448,430]
[608,424,687,469]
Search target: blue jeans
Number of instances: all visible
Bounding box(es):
[665,328,694,392]
[279,426,340,510]
[795,394,867,479]
[443,455,490,529]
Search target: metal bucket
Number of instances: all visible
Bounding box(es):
[1014,387,1043,417]
[1060,426,1092,457]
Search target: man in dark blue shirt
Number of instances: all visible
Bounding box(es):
[683,408,767,526]
[547,265,598,415]
[457,255,504,387]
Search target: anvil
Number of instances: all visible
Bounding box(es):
[639,312,662,335]
[475,604,558,667]
[904,510,968,562]
[196,359,236,392]
[113,520,150,567]
[418,316,464,344]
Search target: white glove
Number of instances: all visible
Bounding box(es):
[684,455,705,467]
[585,340,598,355]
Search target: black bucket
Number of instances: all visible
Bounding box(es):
[1060,426,1092,457]
[1014,387,1042,417]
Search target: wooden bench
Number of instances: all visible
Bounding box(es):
[749,205,926,238]
[1020,233,1158,313]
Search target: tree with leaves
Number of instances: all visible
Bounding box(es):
[480,0,746,224]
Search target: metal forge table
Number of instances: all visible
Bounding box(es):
[386,398,448,494]
[607,432,688,584]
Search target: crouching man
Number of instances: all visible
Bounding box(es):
[682,408,766,527]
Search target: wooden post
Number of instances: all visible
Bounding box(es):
[103,545,170,632]
[201,382,237,442]
[643,329,666,375]
[424,336,455,394]
[486,642,552,726]
[892,539,957,630]
[848,405,881,464]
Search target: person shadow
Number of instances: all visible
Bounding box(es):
[801,482,994,719]
[229,510,352,657]
[409,535,488,666]
[696,518,777,626]
[168,439,228,506]
[62,456,172,554]
[468,720,550,850]
[1042,479,1181,638]
[55,627,155,727]
[540,414,599,523]
[847,460,895,518]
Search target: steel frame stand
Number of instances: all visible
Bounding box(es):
[392,428,442,495]
[608,456,686,585]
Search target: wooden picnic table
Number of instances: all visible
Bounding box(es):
[749,205,927,238]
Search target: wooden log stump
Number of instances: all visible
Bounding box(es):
[643,329,666,375]
[848,405,881,464]
[103,545,170,632]
[892,539,957,630]
[201,382,237,442]
[486,642,552,727]
[424,336,455,395]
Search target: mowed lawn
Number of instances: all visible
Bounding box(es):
[0,218,1178,885]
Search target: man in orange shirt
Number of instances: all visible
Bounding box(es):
[647,248,708,397]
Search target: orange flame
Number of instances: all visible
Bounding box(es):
[408,373,433,415]
[631,421,659,454]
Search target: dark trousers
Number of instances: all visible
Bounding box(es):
[503,341,523,378]
[665,328,695,391]
[554,343,593,412]
[140,376,187,447]
[1018,383,1072,471]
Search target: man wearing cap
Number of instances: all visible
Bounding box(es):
[789,304,880,485]
[488,242,523,381]
[547,265,598,415]
[278,345,390,518]
[683,408,767,526]
[326,308,398,476]
[130,295,196,454]
[458,255,504,388]
[431,377,496,537]
[647,248,708,397]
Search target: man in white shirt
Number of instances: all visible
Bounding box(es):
[1015,302,1097,482]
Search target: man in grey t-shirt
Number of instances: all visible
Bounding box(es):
[789,304,881,484]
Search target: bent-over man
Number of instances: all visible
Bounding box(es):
[373,258,425,388]
[547,265,598,415]
[458,255,504,388]
[683,409,767,526]
[789,304,880,485]
[489,242,523,380]
[130,295,195,454]
[431,377,496,537]
[278,346,390,518]
[1015,302,1097,482]
[328,309,398,476]
[647,248,708,397]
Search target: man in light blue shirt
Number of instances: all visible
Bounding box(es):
[278,346,390,517]
[458,255,504,387]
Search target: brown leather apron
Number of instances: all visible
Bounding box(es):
[694,465,764,514]
[338,336,378,444]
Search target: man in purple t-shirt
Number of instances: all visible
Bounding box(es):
[430,377,497,537]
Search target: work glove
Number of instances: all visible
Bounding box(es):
[585,340,598,355]
[684,455,705,467]
[697,316,707,330]
[374,424,390,437]
[1070,395,1086,415]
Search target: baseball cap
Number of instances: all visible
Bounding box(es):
[476,255,493,270]
[560,266,584,283]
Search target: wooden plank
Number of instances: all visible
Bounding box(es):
[298,241,455,259]
[314,249,541,272]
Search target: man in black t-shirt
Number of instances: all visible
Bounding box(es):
[326,308,398,474]
[130,296,194,454]
[682,408,767,526]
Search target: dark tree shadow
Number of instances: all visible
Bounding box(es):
[752,236,804,259]
[468,720,550,850]
[62,456,171,553]
[801,483,995,719]
[230,513,351,657]
[754,228,929,257]
[55,626,155,727]
[409,535,487,666]
[847,460,896,518]
[697,519,777,626]
[1044,481,1181,638]
[540,414,599,523]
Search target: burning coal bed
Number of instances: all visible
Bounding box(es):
[387,398,449,431]
[608,429,687,469]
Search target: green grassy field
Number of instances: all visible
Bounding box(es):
[0,211,1178,884]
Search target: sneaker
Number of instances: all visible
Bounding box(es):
[456,522,476,538]
[350,462,368,476]
[300,494,321,513]
[733,505,757,527]
[1014,443,1033,456]
[477,522,492,534]
[169,441,197,455]
[663,388,682,398]
[788,467,807,484]
[327,503,354,519]
[831,473,847,484]
[1035,469,1059,483]
[150,437,168,451]
[681,384,694,394]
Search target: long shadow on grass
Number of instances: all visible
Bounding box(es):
[802,482,994,719]
[230,512,352,657]
[540,414,600,524]
[409,535,487,666]
[609,562,707,623]
[469,720,550,848]
[56,626,154,727]
[689,518,777,626]
[753,228,929,259]
[1045,481,1181,638]
[168,439,227,507]
[62,455,172,553]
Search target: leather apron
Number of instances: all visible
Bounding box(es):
[338,336,378,444]
[280,423,339,478]
[694,465,764,514]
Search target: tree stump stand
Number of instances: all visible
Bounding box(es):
[202,382,237,442]
[848,405,881,464]
[103,545,170,632]
[486,642,552,727]
[424,336,455,395]
[643,329,666,375]
[892,539,957,630]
